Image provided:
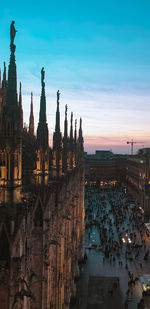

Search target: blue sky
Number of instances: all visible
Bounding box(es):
[1,0,150,153]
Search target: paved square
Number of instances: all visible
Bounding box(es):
[87,276,124,309]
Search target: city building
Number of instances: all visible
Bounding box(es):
[84,150,129,187]
[84,151,116,185]
[0,22,85,309]
[84,149,150,216]
[126,148,150,217]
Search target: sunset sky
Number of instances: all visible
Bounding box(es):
[0,0,150,154]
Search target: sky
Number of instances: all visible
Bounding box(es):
[0,0,150,154]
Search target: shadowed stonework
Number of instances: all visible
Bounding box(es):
[0,22,85,309]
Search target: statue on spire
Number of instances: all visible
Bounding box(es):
[57,90,60,103]
[41,67,45,87]
[65,104,68,119]
[10,21,17,45]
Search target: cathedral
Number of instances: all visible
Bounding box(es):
[0,22,85,309]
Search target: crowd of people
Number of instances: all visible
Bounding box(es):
[84,186,150,309]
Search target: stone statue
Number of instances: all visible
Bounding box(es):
[57,90,60,102]
[65,105,68,118]
[10,21,17,45]
[41,67,45,87]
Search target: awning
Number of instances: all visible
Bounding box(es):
[145,223,150,232]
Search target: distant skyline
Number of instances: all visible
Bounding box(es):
[1,0,150,154]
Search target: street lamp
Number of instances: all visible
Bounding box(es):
[122,234,132,244]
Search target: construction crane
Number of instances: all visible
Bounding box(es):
[126,140,144,155]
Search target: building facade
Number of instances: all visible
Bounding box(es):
[0,22,85,309]
[84,151,117,185]
[85,148,150,216]
[126,148,150,217]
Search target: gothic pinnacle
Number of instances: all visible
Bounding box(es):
[31,92,33,113]
[74,119,77,143]
[29,92,34,135]
[7,22,18,106]
[64,104,68,140]
[70,112,73,141]
[55,90,60,132]
[78,117,84,146]
[80,118,82,129]
[19,82,22,107]
[37,68,48,148]
[39,67,46,123]
[19,82,23,130]
[65,104,68,120]
[2,62,6,87]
